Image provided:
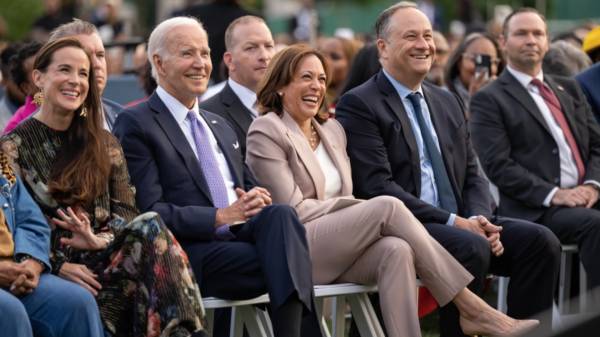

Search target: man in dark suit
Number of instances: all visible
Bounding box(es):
[113,17,318,337]
[200,15,275,156]
[336,3,560,336]
[470,8,600,293]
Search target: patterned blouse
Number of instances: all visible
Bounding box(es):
[0,117,138,272]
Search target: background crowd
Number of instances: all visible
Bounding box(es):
[2,0,600,337]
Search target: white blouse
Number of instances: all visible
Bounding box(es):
[313,142,342,199]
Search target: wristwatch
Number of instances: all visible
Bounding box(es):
[16,253,46,271]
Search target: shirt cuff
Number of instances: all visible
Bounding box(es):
[543,187,559,207]
[446,213,457,226]
[583,180,600,189]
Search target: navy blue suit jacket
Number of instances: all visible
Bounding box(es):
[336,70,493,225]
[113,92,256,242]
[576,62,600,123]
[199,82,254,157]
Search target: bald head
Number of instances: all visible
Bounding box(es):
[225,16,269,51]
[223,15,274,92]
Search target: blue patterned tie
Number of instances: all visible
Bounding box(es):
[188,111,230,208]
[406,93,458,214]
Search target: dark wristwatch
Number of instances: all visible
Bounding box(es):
[16,254,47,271]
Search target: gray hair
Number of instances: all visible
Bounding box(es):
[147,16,206,81]
[375,1,417,40]
[543,40,592,77]
[225,15,267,51]
[49,18,99,42]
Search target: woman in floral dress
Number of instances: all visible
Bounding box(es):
[1,37,204,337]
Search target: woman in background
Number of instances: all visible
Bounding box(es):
[4,41,42,133]
[444,32,503,110]
[319,36,361,108]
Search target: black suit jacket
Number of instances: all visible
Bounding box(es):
[113,92,256,241]
[336,70,493,225]
[470,70,600,221]
[199,82,254,156]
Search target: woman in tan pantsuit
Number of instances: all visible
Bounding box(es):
[246,45,538,337]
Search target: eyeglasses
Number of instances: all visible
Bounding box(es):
[462,53,501,66]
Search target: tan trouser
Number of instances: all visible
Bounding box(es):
[305,196,473,337]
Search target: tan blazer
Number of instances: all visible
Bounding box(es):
[246,112,362,223]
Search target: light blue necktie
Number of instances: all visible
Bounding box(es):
[406,93,458,213]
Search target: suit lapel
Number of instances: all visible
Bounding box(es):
[221,84,254,135]
[149,93,213,203]
[500,70,553,136]
[376,72,421,192]
[422,85,456,190]
[198,109,244,186]
[282,112,326,199]
[313,121,353,196]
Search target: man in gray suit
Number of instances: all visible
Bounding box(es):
[200,15,275,156]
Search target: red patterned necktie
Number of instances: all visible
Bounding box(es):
[530,78,585,183]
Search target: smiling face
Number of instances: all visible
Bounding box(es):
[74,33,107,94]
[33,46,90,115]
[225,20,275,92]
[501,11,548,76]
[378,7,435,90]
[280,54,327,124]
[154,24,212,108]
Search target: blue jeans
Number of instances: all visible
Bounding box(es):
[0,273,104,337]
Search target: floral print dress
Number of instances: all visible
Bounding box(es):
[1,118,204,337]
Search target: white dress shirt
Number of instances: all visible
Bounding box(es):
[228,78,259,118]
[313,142,342,199]
[156,86,238,206]
[506,66,595,206]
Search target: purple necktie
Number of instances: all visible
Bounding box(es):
[188,111,230,208]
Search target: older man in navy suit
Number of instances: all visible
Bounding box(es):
[113,17,318,337]
[336,3,560,336]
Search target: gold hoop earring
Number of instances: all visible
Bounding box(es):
[80,106,88,117]
[33,91,44,106]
